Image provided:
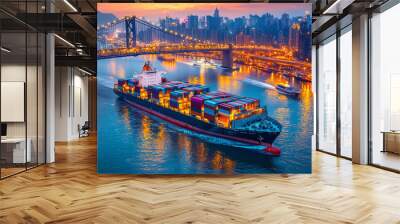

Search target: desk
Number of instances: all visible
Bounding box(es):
[1,138,31,163]
[382,131,400,154]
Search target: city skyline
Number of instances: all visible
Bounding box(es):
[98,3,311,23]
[98,4,312,61]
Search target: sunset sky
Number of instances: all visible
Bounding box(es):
[98,3,311,22]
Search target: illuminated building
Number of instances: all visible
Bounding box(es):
[289,23,301,51]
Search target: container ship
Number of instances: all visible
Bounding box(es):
[113,62,282,156]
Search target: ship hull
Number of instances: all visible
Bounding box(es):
[276,87,300,97]
[114,90,281,156]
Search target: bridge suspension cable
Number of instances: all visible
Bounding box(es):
[97,16,216,50]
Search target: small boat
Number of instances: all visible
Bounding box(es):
[276,83,300,97]
[192,59,217,68]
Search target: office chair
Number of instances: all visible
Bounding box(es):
[79,121,90,138]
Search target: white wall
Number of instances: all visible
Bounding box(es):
[1,63,46,164]
[1,64,26,138]
[72,72,89,138]
[55,66,69,141]
[54,67,89,141]
[0,65,40,138]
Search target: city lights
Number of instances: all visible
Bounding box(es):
[97,7,312,82]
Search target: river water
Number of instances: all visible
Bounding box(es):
[97,55,313,174]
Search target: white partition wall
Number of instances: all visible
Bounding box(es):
[0,3,47,179]
[0,62,28,177]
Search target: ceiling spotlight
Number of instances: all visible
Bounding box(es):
[54,34,75,48]
[322,0,355,15]
[63,0,78,12]
[1,47,11,53]
[78,67,93,76]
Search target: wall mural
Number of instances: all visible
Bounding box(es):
[97,3,313,174]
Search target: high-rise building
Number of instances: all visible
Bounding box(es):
[235,32,252,45]
[160,16,179,31]
[207,15,219,42]
[188,15,199,31]
[199,16,206,29]
[298,15,312,61]
[289,23,301,50]
[214,8,220,18]
[213,8,221,31]
[249,15,259,27]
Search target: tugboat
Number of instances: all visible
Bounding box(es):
[275,83,300,97]
[114,63,282,156]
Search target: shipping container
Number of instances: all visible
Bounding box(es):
[191,111,202,117]
[170,90,189,99]
[127,79,138,87]
[204,107,216,116]
[206,91,231,97]
[182,86,209,96]
[117,79,127,87]
[204,96,238,108]
[204,113,215,122]
[216,114,230,128]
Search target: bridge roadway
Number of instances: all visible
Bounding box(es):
[98,46,231,57]
[97,45,310,69]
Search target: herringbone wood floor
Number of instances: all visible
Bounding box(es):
[1,135,400,224]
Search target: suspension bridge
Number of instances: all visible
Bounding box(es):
[97,16,309,69]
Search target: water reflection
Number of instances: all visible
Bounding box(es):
[160,60,177,71]
[141,115,152,142]
[217,74,240,92]
[98,55,313,174]
[111,98,279,174]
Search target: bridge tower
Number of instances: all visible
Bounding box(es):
[125,16,136,48]
[221,44,233,69]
